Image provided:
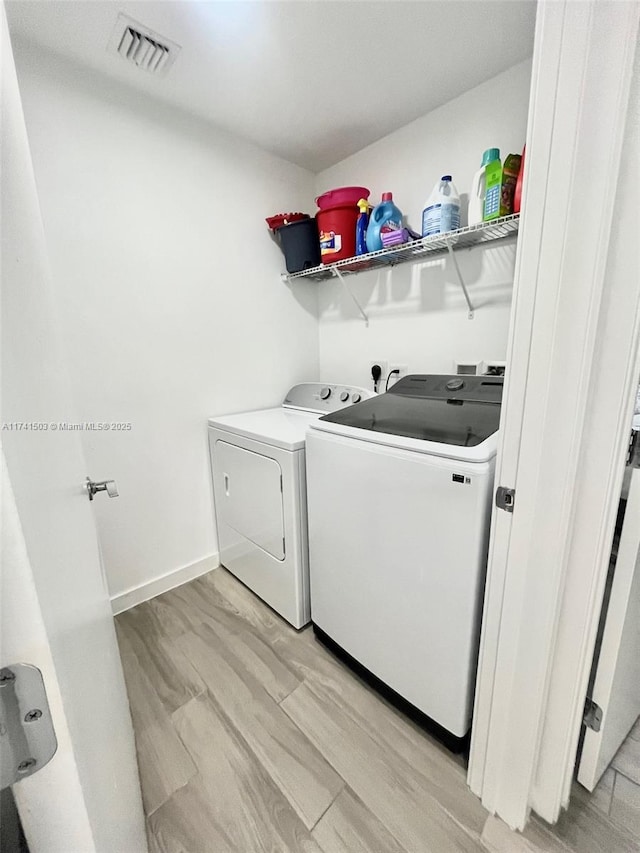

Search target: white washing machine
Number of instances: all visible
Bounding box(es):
[208,383,373,629]
[306,374,503,743]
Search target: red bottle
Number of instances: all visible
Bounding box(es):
[514,145,525,214]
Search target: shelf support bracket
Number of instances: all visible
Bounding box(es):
[333,267,369,326]
[446,243,474,319]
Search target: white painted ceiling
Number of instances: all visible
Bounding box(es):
[6,0,536,171]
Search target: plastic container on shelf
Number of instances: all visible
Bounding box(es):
[366,192,403,252]
[468,149,497,226]
[316,186,370,210]
[276,218,321,273]
[514,146,525,214]
[483,150,502,221]
[500,153,522,217]
[355,199,370,256]
[317,203,359,264]
[422,176,460,236]
[265,212,307,231]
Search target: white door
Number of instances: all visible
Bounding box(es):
[578,462,640,790]
[1,7,147,852]
[468,0,640,830]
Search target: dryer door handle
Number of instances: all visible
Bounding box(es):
[223,473,230,496]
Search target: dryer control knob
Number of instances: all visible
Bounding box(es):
[351,393,362,403]
[339,391,350,402]
[446,379,464,391]
[320,387,331,400]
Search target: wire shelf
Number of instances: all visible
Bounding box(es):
[281,214,520,283]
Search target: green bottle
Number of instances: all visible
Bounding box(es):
[483,149,502,221]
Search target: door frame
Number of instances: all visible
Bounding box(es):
[468,0,640,830]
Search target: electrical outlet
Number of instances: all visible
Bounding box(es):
[387,363,408,389]
[454,360,486,375]
[484,360,506,377]
[369,359,388,392]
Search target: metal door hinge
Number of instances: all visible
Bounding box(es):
[583,697,603,732]
[496,486,516,513]
[1,664,57,789]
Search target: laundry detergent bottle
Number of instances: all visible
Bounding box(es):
[468,149,496,226]
[482,149,502,221]
[355,198,370,255]
[514,145,525,214]
[422,176,460,236]
[366,192,403,252]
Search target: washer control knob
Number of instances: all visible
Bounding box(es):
[320,387,331,400]
[446,378,464,392]
[339,391,350,402]
[351,392,362,403]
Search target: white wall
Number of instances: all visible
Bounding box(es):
[11,40,319,603]
[315,60,532,388]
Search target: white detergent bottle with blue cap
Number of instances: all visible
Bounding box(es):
[422,176,460,236]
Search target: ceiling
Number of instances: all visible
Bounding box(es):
[6,1,536,172]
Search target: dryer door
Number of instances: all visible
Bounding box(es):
[214,440,285,560]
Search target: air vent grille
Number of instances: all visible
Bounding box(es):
[108,14,180,76]
[118,28,169,73]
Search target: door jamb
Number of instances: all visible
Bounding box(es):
[532,29,640,817]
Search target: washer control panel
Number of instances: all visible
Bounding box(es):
[283,383,374,414]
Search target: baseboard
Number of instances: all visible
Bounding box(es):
[110,553,219,615]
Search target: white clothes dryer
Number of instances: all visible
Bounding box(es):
[208,383,373,628]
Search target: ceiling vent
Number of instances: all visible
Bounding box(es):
[107,14,181,76]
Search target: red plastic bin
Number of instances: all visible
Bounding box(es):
[316,186,369,210]
[317,203,358,264]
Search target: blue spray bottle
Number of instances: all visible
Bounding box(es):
[355,198,370,255]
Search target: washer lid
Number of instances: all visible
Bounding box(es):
[308,417,499,462]
[208,408,317,451]
[313,374,503,458]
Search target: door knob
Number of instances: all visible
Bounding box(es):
[85,477,119,501]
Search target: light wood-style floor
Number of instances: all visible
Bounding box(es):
[579,717,640,839]
[115,568,640,853]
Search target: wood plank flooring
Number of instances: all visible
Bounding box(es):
[570,716,640,842]
[612,721,640,785]
[115,568,640,852]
